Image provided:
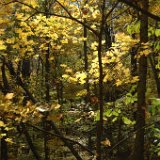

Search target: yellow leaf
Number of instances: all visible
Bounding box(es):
[0,121,5,127]
[62,74,69,79]
[115,80,122,86]
[76,89,87,96]
[92,10,100,19]
[5,93,14,100]
[79,37,87,41]
[0,45,6,50]
[49,56,54,61]
[131,76,139,83]
[6,38,15,44]
[5,138,14,144]
[51,103,61,110]
[69,77,77,83]
[75,118,81,123]
[60,64,67,68]
[61,39,68,44]
[91,41,98,50]
[65,68,73,73]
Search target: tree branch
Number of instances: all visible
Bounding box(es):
[1,0,99,36]
[118,0,160,21]
[28,123,94,155]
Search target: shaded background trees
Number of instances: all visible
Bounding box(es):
[0,0,160,160]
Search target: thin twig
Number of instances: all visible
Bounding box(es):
[28,123,94,155]
[109,120,160,152]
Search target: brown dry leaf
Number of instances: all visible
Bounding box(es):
[101,138,111,146]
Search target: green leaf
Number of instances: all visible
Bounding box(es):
[154,41,160,51]
[155,29,160,37]
[94,111,100,121]
[112,110,119,116]
[104,109,112,117]
[112,117,118,123]
[122,116,133,125]
[127,25,132,35]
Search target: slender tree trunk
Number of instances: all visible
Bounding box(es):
[84,19,90,103]
[22,59,30,78]
[44,0,51,103]
[54,54,63,105]
[44,25,50,160]
[45,45,50,102]
[50,121,83,160]
[96,0,106,159]
[21,58,31,105]
[1,62,10,94]
[43,120,49,160]
[105,24,112,50]
[1,62,10,160]
[0,127,8,160]
[5,60,37,103]
[44,3,51,157]
[149,55,160,97]
[133,0,148,160]
[20,57,41,159]
[21,123,41,160]
[131,34,137,77]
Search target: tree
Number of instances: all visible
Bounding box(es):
[1,0,160,160]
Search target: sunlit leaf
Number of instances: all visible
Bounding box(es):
[5,93,14,100]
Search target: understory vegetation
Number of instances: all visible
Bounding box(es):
[0,0,160,160]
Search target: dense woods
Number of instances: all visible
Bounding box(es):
[0,0,160,160]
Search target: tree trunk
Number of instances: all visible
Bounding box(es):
[50,121,83,160]
[1,62,10,94]
[22,59,30,78]
[45,45,50,102]
[84,19,90,103]
[0,128,8,160]
[21,123,41,160]
[131,34,137,77]
[149,55,160,97]
[96,0,106,159]
[133,0,148,160]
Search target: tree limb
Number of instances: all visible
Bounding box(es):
[118,0,160,21]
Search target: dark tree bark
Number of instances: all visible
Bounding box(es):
[49,121,83,160]
[21,58,31,105]
[0,128,8,160]
[20,123,41,160]
[45,44,50,102]
[133,0,148,160]
[44,0,51,103]
[105,24,112,50]
[1,62,10,94]
[131,34,137,77]
[43,2,52,158]
[149,55,160,97]
[119,0,160,21]
[1,62,10,160]
[5,60,37,103]
[22,59,30,78]
[96,0,106,159]
[84,19,90,103]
